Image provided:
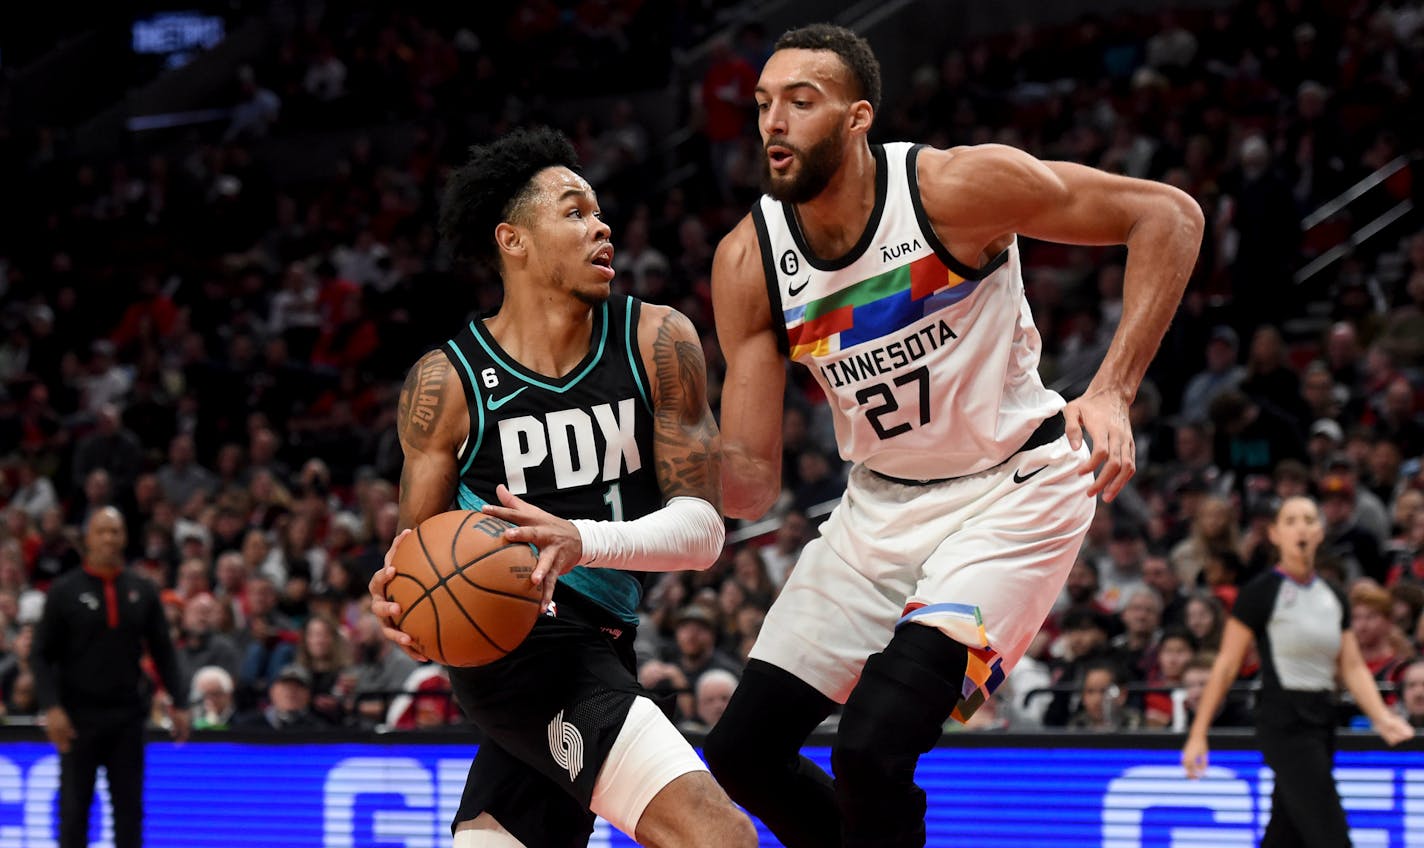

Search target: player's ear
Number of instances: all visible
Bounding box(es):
[848,100,874,136]
[494,222,526,261]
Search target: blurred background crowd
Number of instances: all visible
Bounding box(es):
[1,0,1424,735]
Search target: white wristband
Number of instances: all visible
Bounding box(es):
[570,496,724,572]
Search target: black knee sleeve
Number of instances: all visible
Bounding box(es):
[704,660,841,848]
[833,624,968,848]
[705,660,833,791]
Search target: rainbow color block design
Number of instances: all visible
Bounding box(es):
[785,252,982,361]
[899,601,1006,724]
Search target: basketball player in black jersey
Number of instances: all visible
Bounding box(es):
[367,128,754,848]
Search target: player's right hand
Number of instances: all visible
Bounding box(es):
[368,529,430,663]
[1064,388,1135,502]
[44,706,76,754]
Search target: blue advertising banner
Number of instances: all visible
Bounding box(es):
[0,739,1420,847]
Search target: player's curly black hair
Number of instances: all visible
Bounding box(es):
[438,126,581,270]
[774,24,881,114]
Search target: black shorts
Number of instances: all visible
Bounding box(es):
[448,586,646,847]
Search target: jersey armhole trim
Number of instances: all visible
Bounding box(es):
[625,298,653,413]
[443,340,483,475]
[906,144,1010,281]
[751,203,791,357]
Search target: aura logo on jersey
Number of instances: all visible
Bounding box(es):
[879,238,924,263]
[496,398,641,494]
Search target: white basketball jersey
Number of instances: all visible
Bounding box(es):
[753,142,1063,480]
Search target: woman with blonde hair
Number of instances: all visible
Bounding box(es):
[1170,495,1240,588]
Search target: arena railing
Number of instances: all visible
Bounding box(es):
[1294,154,1419,285]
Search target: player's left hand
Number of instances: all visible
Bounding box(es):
[482,484,582,612]
[169,707,191,744]
[1064,388,1135,502]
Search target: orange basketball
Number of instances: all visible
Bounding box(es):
[386,510,541,667]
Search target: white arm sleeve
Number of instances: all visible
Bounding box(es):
[569,496,724,572]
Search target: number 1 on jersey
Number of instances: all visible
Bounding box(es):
[603,483,625,521]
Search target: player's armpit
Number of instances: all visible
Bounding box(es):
[639,304,722,510]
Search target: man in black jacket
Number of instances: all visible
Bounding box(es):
[32,507,189,848]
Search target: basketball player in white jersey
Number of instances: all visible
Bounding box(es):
[703,24,1205,848]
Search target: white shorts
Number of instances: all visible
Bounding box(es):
[750,434,1094,722]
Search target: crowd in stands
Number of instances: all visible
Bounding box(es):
[1,0,1424,734]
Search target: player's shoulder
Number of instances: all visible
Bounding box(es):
[917,143,1047,191]
[635,301,699,346]
[712,213,765,278]
[710,212,770,314]
[916,143,1064,233]
[400,347,459,391]
[409,345,454,372]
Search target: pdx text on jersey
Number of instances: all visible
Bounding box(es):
[496,397,642,494]
[819,318,959,389]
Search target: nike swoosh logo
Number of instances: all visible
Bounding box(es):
[1012,465,1048,484]
[486,387,528,411]
[788,277,810,297]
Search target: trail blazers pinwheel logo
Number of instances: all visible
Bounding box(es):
[547,710,584,782]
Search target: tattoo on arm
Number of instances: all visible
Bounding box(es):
[398,352,451,451]
[395,351,462,529]
[651,311,722,508]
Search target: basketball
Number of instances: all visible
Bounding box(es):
[385,510,542,667]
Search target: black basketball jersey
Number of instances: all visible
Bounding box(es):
[441,294,660,625]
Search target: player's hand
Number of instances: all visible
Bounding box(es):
[44,706,76,754]
[169,707,191,744]
[1181,734,1209,779]
[1064,388,1135,502]
[482,484,582,612]
[1373,712,1416,746]
[368,529,429,663]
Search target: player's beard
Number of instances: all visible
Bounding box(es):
[762,130,846,204]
